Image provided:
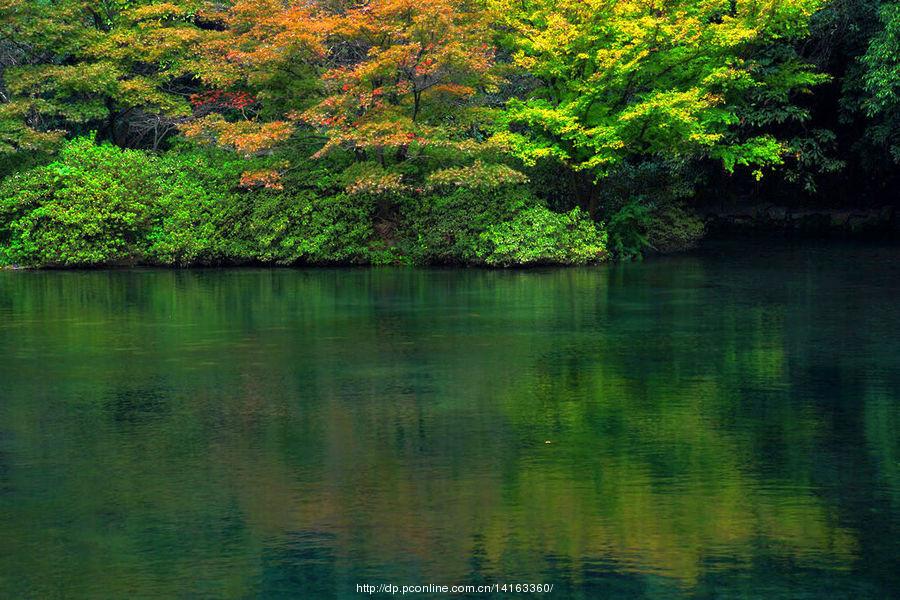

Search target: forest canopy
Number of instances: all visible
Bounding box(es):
[0,0,897,266]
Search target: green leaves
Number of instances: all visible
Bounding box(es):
[710,135,785,174]
[399,187,606,266]
[491,0,826,181]
[0,0,209,151]
[427,161,529,191]
[857,2,900,161]
[479,206,607,266]
[0,139,159,266]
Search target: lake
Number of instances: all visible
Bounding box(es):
[1,241,898,598]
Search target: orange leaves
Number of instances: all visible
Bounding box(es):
[223,120,294,154]
[291,0,498,158]
[428,83,477,97]
[414,57,438,77]
[309,120,423,158]
[181,115,294,155]
[184,0,505,193]
[239,168,285,190]
[345,171,406,196]
[200,0,335,80]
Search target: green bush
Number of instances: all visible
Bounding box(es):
[146,149,250,265]
[0,139,159,267]
[147,160,381,266]
[399,187,531,264]
[139,145,384,265]
[0,138,614,268]
[399,187,607,266]
[250,192,380,265]
[645,203,706,254]
[606,201,706,259]
[479,207,607,266]
[606,201,652,260]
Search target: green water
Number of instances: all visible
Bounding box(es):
[1,241,898,599]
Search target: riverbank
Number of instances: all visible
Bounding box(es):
[3,141,898,269]
[704,205,899,237]
[5,207,899,270]
[0,140,612,269]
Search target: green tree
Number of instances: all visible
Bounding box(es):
[856,1,900,161]
[0,0,211,152]
[489,0,827,216]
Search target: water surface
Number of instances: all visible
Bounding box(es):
[1,241,898,598]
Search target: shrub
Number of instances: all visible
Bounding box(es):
[399,187,531,264]
[0,138,614,267]
[261,192,379,265]
[606,201,652,260]
[148,148,384,265]
[606,201,706,259]
[0,139,159,267]
[645,203,706,254]
[479,207,607,266]
[145,149,251,265]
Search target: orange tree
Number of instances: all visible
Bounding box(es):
[185,0,523,194]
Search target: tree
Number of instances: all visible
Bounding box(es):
[856,1,900,162]
[488,0,827,216]
[0,0,211,152]
[185,0,516,194]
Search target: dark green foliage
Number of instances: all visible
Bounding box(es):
[857,1,900,162]
[786,0,900,203]
[645,204,706,255]
[606,202,652,261]
[399,187,530,264]
[0,150,52,181]
[595,159,699,217]
[606,201,706,259]
[593,158,705,260]
[782,129,846,194]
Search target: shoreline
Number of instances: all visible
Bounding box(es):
[4,230,900,271]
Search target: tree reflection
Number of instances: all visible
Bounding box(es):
[0,249,897,598]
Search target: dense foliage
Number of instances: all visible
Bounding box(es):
[0,137,605,266]
[0,0,897,266]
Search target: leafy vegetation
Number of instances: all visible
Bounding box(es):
[0,0,898,267]
[857,1,900,162]
[0,139,159,266]
[0,138,604,267]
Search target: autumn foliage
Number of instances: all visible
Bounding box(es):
[182,0,506,192]
[3,0,899,266]
[0,0,834,196]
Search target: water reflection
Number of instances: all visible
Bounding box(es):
[0,242,898,598]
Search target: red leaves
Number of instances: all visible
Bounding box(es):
[190,90,256,111]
